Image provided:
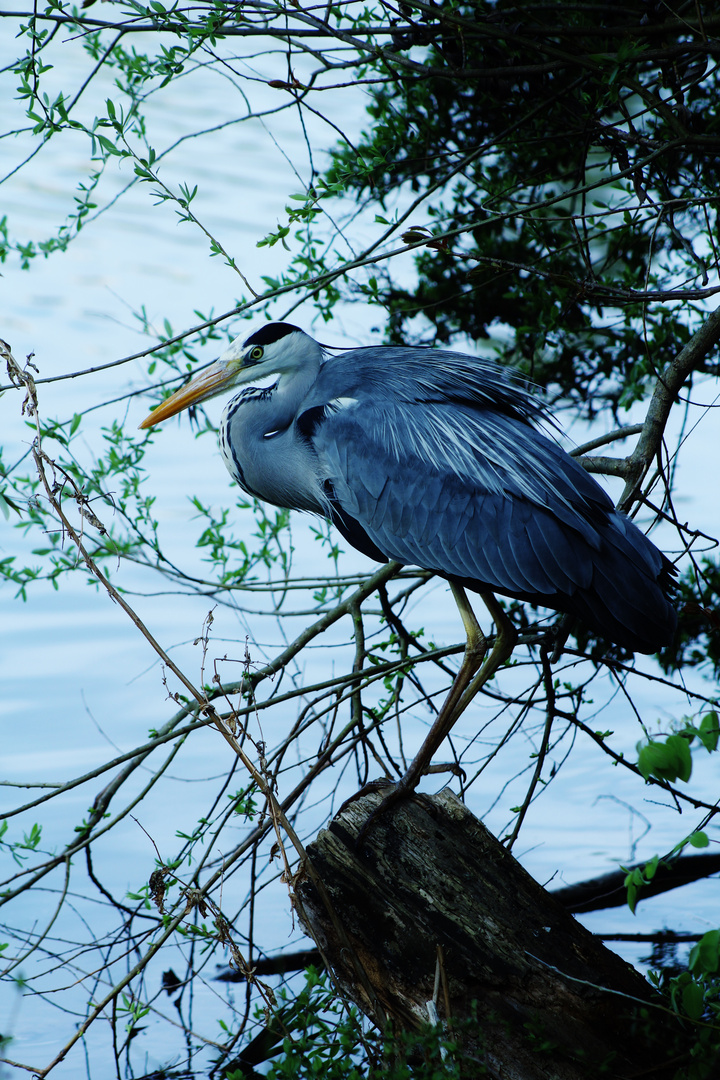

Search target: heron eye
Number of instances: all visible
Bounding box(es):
[249,346,264,362]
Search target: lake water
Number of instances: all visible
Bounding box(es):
[1,9,719,1078]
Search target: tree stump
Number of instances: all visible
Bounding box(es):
[294,786,689,1079]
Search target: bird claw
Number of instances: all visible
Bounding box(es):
[351,777,420,850]
[337,776,396,818]
[425,761,466,781]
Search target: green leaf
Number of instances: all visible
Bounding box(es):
[699,711,719,752]
[643,854,660,881]
[96,134,120,155]
[681,980,705,1021]
[689,929,720,976]
[665,734,693,782]
[623,866,645,914]
[637,740,672,781]
[637,735,692,783]
[689,831,709,848]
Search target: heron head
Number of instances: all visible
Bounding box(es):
[138,322,318,429]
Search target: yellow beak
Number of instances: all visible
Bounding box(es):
[138,359,237,429]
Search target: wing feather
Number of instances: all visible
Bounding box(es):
[301,349,675,651]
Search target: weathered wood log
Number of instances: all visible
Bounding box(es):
[551,852,720,913]
[294,786,689,1079]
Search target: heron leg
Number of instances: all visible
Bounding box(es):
[355,587,517,845]
[395,582,489,792]
[453,591,517,721]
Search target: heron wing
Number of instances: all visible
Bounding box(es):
[307,391,674,650]
[310,397,607,599]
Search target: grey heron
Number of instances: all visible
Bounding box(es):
[140,322,676,791]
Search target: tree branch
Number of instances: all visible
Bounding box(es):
[619,305,720,512]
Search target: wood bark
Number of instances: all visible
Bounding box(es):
[294,785,691,1079]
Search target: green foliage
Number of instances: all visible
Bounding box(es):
[228,786,257,818]
[689,930,720,979]
[116,992,150,1034]
[254,970,370,1080]
[637,713,719,785]
[0,820,43,867]
[624,827,711,915]
[224,968,478,1080]
[324,1,720,418]
[645,932,720,1078]
[623,856,660,916]
[638,735,693,784]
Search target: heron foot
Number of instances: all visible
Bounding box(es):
[342,761,466,849]
[353,777,413,849]
[337,776,395,817]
